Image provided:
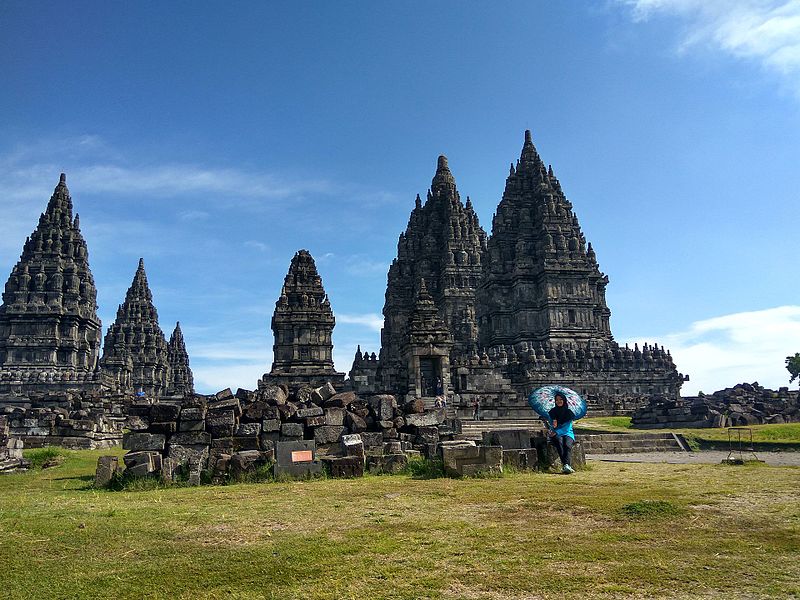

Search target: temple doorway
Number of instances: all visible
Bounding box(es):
[419,356,440,397]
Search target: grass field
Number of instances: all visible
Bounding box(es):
[579,418,800,451]
[0,448,798,599]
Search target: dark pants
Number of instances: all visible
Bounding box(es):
[551,434,574,467]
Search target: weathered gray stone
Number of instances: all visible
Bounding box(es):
[122,432,165,452]
[322,455,364,478]
[345,412,367,433]
[207,410,235,437]
[323,407,345,426]
[440,442,502,477]
[123,451,162,477]
[94,455,118,487]
[150,403,180,422]
[178,419,205,432]
[235,423,261,437]
[314,425,344,445]
[274,440,323,478]
[340,434,364,459]
[296,406,323,419]
[366,453,408,475]
[166,443,209,471]
[170,431,211,446]
[180,407,206,421]
[324,391,357,408]
[261,418,281,432]
[404,409,446,428]
[281,422,303,438]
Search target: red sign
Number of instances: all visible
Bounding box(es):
[291,450,313,463]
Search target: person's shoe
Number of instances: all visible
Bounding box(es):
[563,464,575,474]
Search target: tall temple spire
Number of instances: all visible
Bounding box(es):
[0,173,103,392]
[476,130,612,349]
[378,154,486,393]
[264,249,344,389]
[167,321,194,396]
[100,259,170,396]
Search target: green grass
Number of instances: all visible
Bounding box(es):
[1,448,798,599]
[22,447,68,469]
[579,418,800,450]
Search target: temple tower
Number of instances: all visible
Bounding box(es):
[100,259,170,397]
[476,130,612,351]
[400,279,453,400]
[0,174,103,393]
[263,249,344,390]
[167,322,194,396]
[378,155,486,392]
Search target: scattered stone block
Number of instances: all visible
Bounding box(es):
[150,403,180,422]
[207,397,242,417]
[340,433,365,459]
[366,453,408,475]
[404,409,446,428]
[207,410,235,437]
[346,412,367,433]
[149,421,177,435]
[235,423,261,437]
[261,419,281,433]
[324,407,345,426]
[170,431,211,446]
[502,448,538,470]
[324,391,357,408]
[281,422,303,438]
[323,456,364,478]
[274,440,323,478]
[482,429,532,450]
[94,455,119,487]
[123,451,162,477]
[440,442,502,477]
[296,406,323,419]
[180,407,207,421]
[122,432,165,452]
[314,425,344,445]
[178,419,205,432]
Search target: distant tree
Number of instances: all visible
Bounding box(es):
[787,353,800,385]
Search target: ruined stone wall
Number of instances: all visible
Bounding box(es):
[119,382,458,484]
[632,383,800,429]
[0,390,131,449]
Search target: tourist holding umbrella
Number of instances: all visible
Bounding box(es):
[528,385,587,474]
[548,392,576,473]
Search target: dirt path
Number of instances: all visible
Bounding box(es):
[587,450,800,467]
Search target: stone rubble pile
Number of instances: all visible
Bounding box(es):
[0,414,28,472]
[632,382,800,429]
[115,381,461,484]
[1,391,128,449]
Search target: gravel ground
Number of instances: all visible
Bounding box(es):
[587,450,800,467]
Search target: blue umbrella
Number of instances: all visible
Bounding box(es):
[528,385,587,422]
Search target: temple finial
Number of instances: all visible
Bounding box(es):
[524,130,532,145]
[437,155,449,171]
[59,173,66,183]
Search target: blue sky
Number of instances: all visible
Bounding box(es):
[1,1,798,395]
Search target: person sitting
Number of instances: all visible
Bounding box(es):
[548,391,576,474]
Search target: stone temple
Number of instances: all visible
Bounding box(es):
[0,174,104,394]
[259,249,345,391]
[353,131,685,417]
[0,132,684,420]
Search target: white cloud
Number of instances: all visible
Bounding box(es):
[337,313,384,332]
[618,0,800,93]
[626,305,800,395]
